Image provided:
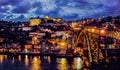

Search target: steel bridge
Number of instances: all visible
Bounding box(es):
[72,26,120,64]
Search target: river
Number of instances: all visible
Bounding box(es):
[0,54,120,70]
[0,55,85,70]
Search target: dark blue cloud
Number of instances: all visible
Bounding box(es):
[32,2,42,8]
[34,2,43,15]
[0,6,9,12]
[5,14,13,19]
[48,9,61,18]
[63,13,80,20]
[0,0,22,6]
[12,14,27,21]
[16,15,25,20]
[11,1,31,14]
[0,0,120,21]
[12,6,29,13]
[35,6,60,18]
[56,0,68,6]
[0,14,6,19]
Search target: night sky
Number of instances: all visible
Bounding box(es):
[0,0,120,21]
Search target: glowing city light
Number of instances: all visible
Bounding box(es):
[91,28,95,32]
[100,29,105,34]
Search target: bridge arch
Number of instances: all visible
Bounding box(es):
[72,29,103,63]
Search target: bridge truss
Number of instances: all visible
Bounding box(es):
[72,28,104,63]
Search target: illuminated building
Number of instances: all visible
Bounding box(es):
[32,36,39,45]
[25,45,32,51]
[29,16,63,25]
[29,32,45,38]
[45,15,50,20]
[29,16,51,26]
[53,18,62,22]
[22,27,32,31]
[29,18,42,26]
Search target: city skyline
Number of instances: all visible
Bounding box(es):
[0,0,120,21]
[0,1,120,69]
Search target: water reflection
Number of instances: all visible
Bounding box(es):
[0,55,4,63]
[47,56,51,63]
[0,55,83,70]
[18,55,21,61]
[58,58,68,70]
[0,55,8,63]
[72,57,83,70]
[12,57,15,64]
[31,56,41,70]
[25,55,29,66]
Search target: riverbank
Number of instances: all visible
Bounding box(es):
[0,52,81,58]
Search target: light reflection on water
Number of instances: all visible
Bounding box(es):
[31,56,41,70]
[72,57,83,70]
[0,55,4,63]
[57,58,68,70]
[18,55,21,61]
[12,57,14,64]
[25,55,29,66]
[0,55,83,70]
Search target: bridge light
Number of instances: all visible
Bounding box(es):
[59,42,68,49]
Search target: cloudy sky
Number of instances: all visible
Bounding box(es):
[0,0,120,21]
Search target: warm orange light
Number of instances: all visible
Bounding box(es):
[32,36,39,45]
[58,58,68,70]
[31,57,41,70]
[29,18,41,26]
[47,56,51,63]
[72,57,83,70]
[91,28,95,32]
[0,55,4,63]
[45,15,50,19]
[25,55,29,66]
[18,55,21,61]
[61,42,65,46]
[100,29,105,34]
